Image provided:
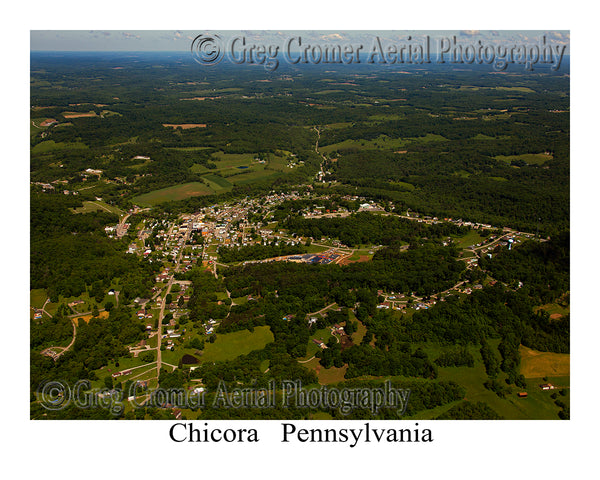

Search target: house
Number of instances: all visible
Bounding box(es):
[540,383,555,390]
[517,392,528,398]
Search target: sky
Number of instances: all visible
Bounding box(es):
[30,30,570,53]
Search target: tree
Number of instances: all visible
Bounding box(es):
[165,293,173,305]
[104,301,114,312]
[140,351,155,362]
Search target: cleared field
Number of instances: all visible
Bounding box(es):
[72,310,109,326]
[425,341,567,420]
[163,123,207,129]
[317,365,348,385]
[72,200,123,216]
[211,152,258,167]
[133,182,215,206]
[320,133,446,154]
[519,345,570,378]
[494,86,536,93]
[168,146,213,152]
[534,302,570,318]
[190,164,211,174]
[31,140,88,154]
[200,326,274,363]
[495,153,553,165]
[62,111,97,118]
[203,173,233,190]
[30,289,47,309]
[453,230,487,249]
[229,169,281,185]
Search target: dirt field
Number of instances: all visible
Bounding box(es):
[40,118,57,126]
[163,123,207,129]
[62,112,98,119]
[338,255,371,266]
[72,310,109,326]
[519,345,570,378]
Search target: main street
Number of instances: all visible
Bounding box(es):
[155,224,192,385]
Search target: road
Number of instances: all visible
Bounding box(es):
[155,222,192,385]
[116,213,131,238]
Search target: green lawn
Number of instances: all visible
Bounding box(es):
[200,326,274,363]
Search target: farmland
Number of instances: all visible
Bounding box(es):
[132,182,216,206]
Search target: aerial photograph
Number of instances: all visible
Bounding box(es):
[30,30,570,421]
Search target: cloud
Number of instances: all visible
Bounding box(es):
[320,33,345,41]
[545,31,570,44]
[459,30,479,36]
[122,32,141,40]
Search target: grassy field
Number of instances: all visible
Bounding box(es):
[203,173,233,190]
[30,289,47,309]
[452,230,487,249]
[304,327,335,358]
[495,153,553,165]
[320,133,447,154]
[168,146,213,152]
[190,164,211,174]
[31,140,88,154]
[519,345,570,378]
[534,302,570,317]
[133,182,215,206]
[211,152,258,167]
[200,326,274,363]
[72,200,124,216]
[229,168,281,185]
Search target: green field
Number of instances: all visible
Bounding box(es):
[133,182,215,206]
[211,152,258,168]
[534,302,570,317]
[190,164,211,174]
[413,341,568,420]
[30,289,47,309]
[203,173,233,190]
[168,146,213,152]
[200,326,274,363]
[31,140,88,154]
[495,153,553,165]
[72,200,124,216]
[228,167,282,185]
[519,345,570,378]
[320,133,447,154]
[452,230,487,249]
